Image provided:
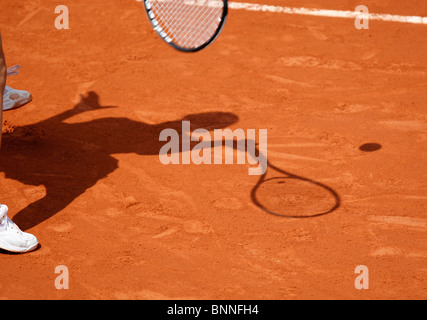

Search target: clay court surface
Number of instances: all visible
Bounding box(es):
[0,0,426,299]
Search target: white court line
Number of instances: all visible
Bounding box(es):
[228,2,427,25]
[136,0,427,25]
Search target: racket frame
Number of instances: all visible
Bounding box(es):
[143,0,228,52]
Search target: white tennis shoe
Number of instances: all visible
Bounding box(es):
[0,204,38,253]
[3,65,32,111]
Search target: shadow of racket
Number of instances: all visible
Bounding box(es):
[243,140,340,218]
[251,160,340,218]
[193,133,340,218]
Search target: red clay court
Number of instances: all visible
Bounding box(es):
[0,0,426,299]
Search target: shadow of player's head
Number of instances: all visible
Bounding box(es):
[181,112,239,132]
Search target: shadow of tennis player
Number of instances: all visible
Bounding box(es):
[0,92,239,231]
[1,92,340,231]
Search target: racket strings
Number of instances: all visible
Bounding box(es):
[147,0,225,49]
[183,6,220,47]
[156,1,218,45]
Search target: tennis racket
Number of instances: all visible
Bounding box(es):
[143,0,228,52]
[251,160,340,218]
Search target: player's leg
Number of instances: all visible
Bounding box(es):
[0,33,32,112]
[0,33,6,147]
[0,34,38,253]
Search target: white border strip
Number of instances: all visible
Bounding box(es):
[229,2,427,25]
